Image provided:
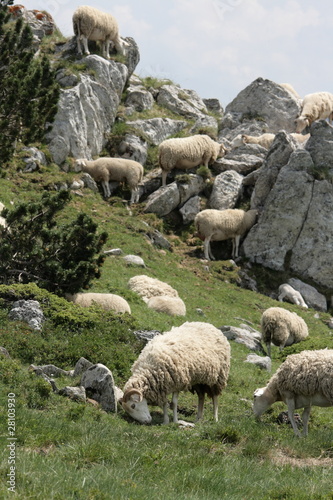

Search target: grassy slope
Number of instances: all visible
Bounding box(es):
[0,163,332,500]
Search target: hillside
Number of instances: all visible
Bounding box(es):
[0,5,333,499]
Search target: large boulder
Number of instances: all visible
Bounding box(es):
[209,170,243,210]
[223,78,301,134]
[46,55,128,165]
[157,85,210,120]
[127,118,188,145]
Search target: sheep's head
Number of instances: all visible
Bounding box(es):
[230,134,244,148]
[73,159,87,172]
[120,388,152,424]
[295,116,309,133]
[253,386,274,418]
[218,143,229,157]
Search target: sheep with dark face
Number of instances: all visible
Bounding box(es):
[121,321,230,425]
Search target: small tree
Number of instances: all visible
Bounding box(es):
[0,0,59,164]
[0,190,108,294]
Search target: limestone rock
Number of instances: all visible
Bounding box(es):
[220,325,264,352]
[81,364,117,413]
[224,77,301,133]
[127,118,187,145]
[8,300,45,331]
[179,196,201,224]
[213,144,266,176]
[123,255,146,267]
[245,354,272,371]
[118,134,148,164]
[209,170,243,210]
[125,86,154,112]
[157,85,208,119]
[144,182,180,216]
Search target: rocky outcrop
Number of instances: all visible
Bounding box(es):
[46,55,128,165]
[243,121,333,291]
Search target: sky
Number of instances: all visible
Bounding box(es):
[20,0,333,108]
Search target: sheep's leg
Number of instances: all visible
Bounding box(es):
[101,181,111,198]
[286,397,301,437]
[162,402,169,424]
[302,406,311,436]
[104,39,110,59]
[172,392,179,423]
[204,236,214,260]
[232,235,241,258]
[266,342,271,358]
[161,170,167,187]
[212,395,219,422]
[81,36,90,55]
[130,188,139,204]
[196,391,205,421]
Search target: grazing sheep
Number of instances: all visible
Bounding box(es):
[66,292,131,314]
[74,157,144,203]
[121,321,230,424]
[295,92,333,133]
[253,349,333,436]
[72,5,128,59]
[128,275,179,302]
[147,295,186,316]
[261,307,308,358]
[194,208,258,260]
[158,134,227,187]
[231,133,275,150]
[278,284,308,309]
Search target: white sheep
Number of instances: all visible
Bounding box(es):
[278,284,308,309]
[74,157,144,203]
[194,208,258,260]
[158,134,227,187]
[0,202,7,228]
[290,132,310,145]
[261,307,308,358]
[120,321,230,424]
[128,275,179,302]
[66,292,131,314]
[231,133,275,150]
[147,295,186,316]
[295,92,333,133]
[72,5,128,59]
[253,349,333,436]
[279,83,302,100]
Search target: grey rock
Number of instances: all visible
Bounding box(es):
[220,325,264,352]
[214,144,266,175]
[104,248,123,256]
[125,86,154,112]
[70,180,84,190]
[145,229,171,250]
[58,386,86,403]
[224,77,301,133]
[138,168,163,198]
[0,347,10,358]
[190,115,218,134]
[123,255,146,267]
[81,363,117,412]
[55,69,79,88]
[127,118,187,145]
[73,357,94,377]
[22,147,46,172]
[144,182,180,216]
[209,170,243,209]
[118,134,148,164]
[46,56,128,165]
[81,173,99,192]
[29,364,73,377]
[203,98,224,116]
[178,174,206,205]
[179,196,201,224]
[9,300,45,331]
[132,330,161,342]
[238,270,258,292]
[157,84,208,119]
[245,354,272,371]
[122,37,140,79]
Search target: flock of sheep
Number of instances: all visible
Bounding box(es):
[66,6,333,436]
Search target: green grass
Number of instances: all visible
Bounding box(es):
[1,88,333,500]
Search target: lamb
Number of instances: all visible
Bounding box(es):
[194,208,258,260]
[231,133,275,150]
[128,275,179,302]
[158,134,227,187]
[120,321,230,424]
[72,5,128,59]
[295,92,333,133]
[74,157,144,203]
[66,292,131,314]
[147,295,186,316]
[278,284,308,309]
[253,349,333,436]
[261,307,308,358]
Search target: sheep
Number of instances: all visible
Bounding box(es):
[290,132,310,145]
[128,275,179,302]
[279,83,302,100]
[66,292,131,314]
[231,133,275,150]
[278,284,308,309]
[120,321,230,424]
[253,349,333,436]
[194,208,258,260]
[74,157,144,203]
[72,5,128,59]
[147,295,186,316]
[158,134,227,187]
[261,307,308,358]
[295,92,333,133]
